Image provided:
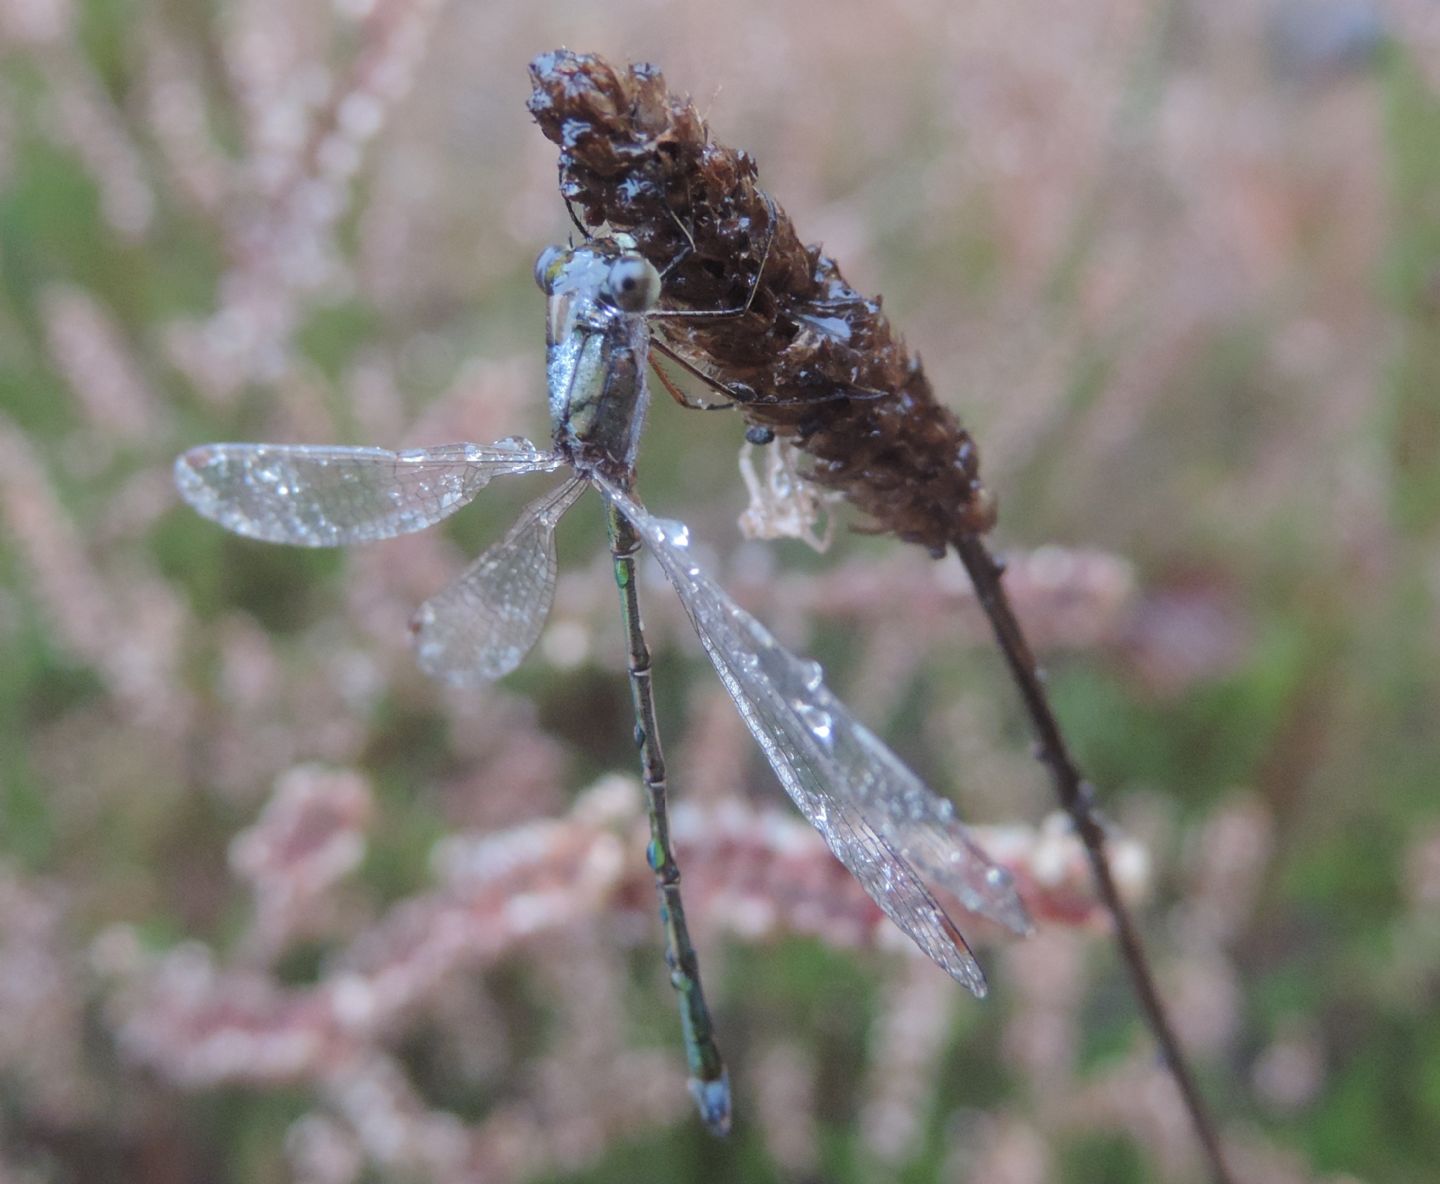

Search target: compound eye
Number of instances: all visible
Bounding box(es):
[534,245,566,294]
[606,254,661,312]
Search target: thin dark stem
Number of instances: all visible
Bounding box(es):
[952,534,1236,1184]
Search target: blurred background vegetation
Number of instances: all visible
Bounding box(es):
[2,1,1439,1181]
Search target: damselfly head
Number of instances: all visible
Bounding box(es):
[533,243,567,293]
[533,238,661,313]
[604,253,661,312]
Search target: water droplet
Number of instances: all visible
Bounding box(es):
[657,518,690,547]
[798,659,824,693]
[795,702,833,747]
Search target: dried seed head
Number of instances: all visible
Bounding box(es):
[528,50,998,553]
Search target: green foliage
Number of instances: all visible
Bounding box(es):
[1062,1131,1145,1184]
[1382,54,1440,534]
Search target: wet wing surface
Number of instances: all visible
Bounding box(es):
[601,479,1030,994]
[174,440,562,547]
[411,477,587,686]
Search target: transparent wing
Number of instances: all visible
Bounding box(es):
[174,439,563,546]
[602,481,1031,996]
[411,477,587,687]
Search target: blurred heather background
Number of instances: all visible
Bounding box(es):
[2,0,1439,1181]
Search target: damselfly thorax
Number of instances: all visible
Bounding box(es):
[536,235,662,483]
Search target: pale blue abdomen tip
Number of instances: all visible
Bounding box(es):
[690,1072,732,1137]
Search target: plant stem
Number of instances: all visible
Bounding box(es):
[952,533,1236,1184]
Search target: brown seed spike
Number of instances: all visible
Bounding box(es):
[527,50,997,555]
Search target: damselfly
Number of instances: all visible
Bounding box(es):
[173,235,1031,1135]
